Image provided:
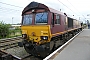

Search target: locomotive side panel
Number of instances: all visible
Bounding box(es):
[51,13,66,37]
[67,17,73,29]
[73,19,81,28]
[73,20,77,28]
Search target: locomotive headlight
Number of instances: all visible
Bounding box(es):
[40,36,48,40]
[22,34,27,39]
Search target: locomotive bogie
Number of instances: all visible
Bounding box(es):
[23,39,55,58]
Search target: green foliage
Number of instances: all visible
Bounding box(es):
[15,27,21,32]
[8,26,21,38]
[0,21,21,39]
[0,21,11,38]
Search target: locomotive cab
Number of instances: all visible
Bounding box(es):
[22,11,51,44]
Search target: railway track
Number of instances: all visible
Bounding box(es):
[0,49,42,60]
[0,37,22,50]
[0,50,21,60]
[0,37,42,60]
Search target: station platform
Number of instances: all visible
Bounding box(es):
[54,29,90,60]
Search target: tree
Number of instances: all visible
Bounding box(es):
[0,21,11,38]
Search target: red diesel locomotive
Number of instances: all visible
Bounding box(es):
[19,2,82,58]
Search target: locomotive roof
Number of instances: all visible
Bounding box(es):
[22,1,65,16]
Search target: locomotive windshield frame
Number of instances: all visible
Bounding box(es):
[35,12,48,24]
[22,12,48,25]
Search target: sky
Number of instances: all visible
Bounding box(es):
[0,0,90,24]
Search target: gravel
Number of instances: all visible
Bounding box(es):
[4,46,30,58]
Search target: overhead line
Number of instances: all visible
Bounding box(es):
[0,6,21,11]
[57,0,78,14]
[0,1,23,8]
[66,0,86,19]
[57,0,81,17]
[0,10,21,15]
[57,0,72,12]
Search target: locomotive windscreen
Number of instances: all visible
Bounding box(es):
[68,17,73,28]
[22,12,48,25]
[22,14,33,25]
[35,12,48,24]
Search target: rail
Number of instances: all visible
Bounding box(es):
[0,50,21,60]
[0,37,42,60]
[0,36,22,50]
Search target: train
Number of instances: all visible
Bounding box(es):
[18,1,83,58]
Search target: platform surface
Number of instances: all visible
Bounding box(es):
[54,29,90,60]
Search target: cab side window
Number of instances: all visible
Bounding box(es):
[51,13,54,25]
[55,14,60,24]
